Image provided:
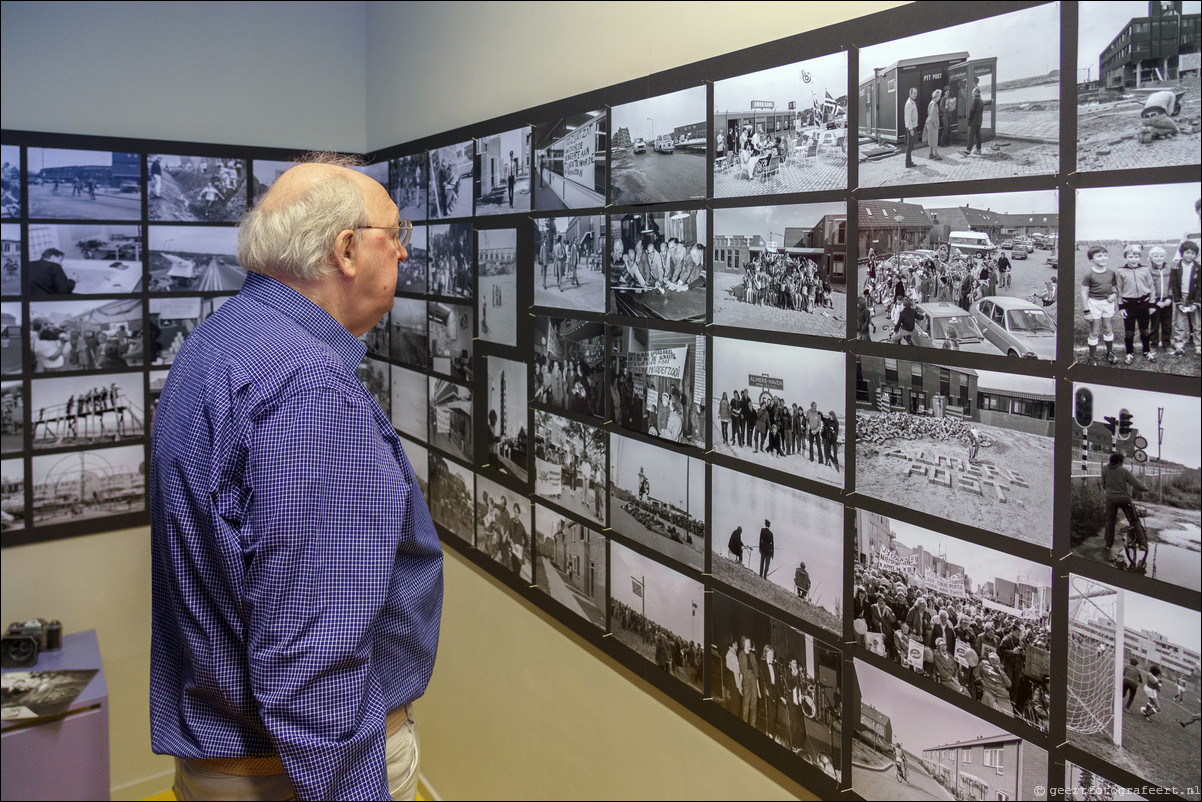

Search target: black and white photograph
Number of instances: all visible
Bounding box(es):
[1,145,18,218]
[609,86,706,206]
[1070,383,1200,592]
[475,127,531,216]
[397,435,429,498]
[711,593,843,780]
[533,109,607,212]
[608,433,704,570]
[398,224,427,294]
[475,474,532,582]
[362,310,389,360]
[428,141,474,220]
[855,356,1054,546]
[427,222,472,299]
[147,370,168,432]
[389,365,427,442]
[711,465,842,634]
[2,669,99,720]
[428,378,472,464]
[533,316,605,419]
[1067,575,1201,801]
[25,148,142,220]
[532,214,605,313]
[533,503,606,629]
[348,160,388,188]
[1074,182,1201,377]
[477,228,517,347]
[1077,1,1202,174]
[608,209,706,322]
[148,155,247,222]
[148,297,225,367]
[1,305,19,373]
[31,444,145,525]
[26,224,143,295]
[609,540,704,693]
[857,4,1060,188]
[428,453,473,544]
[851,658,1049,801]
[357,357,390,417]
[857,191,1060,359]
[1,457,23,531]
[392,152,427,222]
[31,298,144,371]
[2,224,19,294]
[148,226,244,293]
[1065,761,1149,802]
[30,374,144,450]
[714,51,848,197]
[712,203,846,339]
[389,297,427,369]
[533,409,606,526]
[2,381,22,454]
[251,159,294,202]
[484,356,528,484]
[854,509,1053,733]
[710,338,844,487]
[610,326,705,449]
[428,300,472,381]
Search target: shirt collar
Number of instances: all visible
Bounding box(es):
[241,271,368,370]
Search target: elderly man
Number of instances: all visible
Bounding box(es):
[150,155,443,801]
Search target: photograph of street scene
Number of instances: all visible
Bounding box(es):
[30,374,144,451]
[428,301,472,382]
[610,326,705,449]
[428,141,473,220]
[2,225,19,294]
[398,225,427,294]
[148,226,243,293]
[475,127,530,216]
[1,458,22,532]
[30,298,143,372]
[533,110,606,212]
[31,444,145,526]
[533,214,605,313]
[148,155,246,222]
[610,86,706,206]
[484,356,528,485]
[389,297,427,369]
[533,316,605,420]
[362,309,388,361]
[357,357,390,418]
[427,222,472,299]
[609,209,706,322]
[428,378,472,464]
[392,152,426,222]
[26,148,142,220]
[148,297,227,367]
[608,433,704,570]
[534,409,605,527]
[477,228,517,347]
[26,224,143,295]
[534,503,606,629]
[475,474,532,583]
[1,146,18,218]
[428,454,472,544]
[389,365,427,442]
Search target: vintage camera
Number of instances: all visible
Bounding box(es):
[1,618,63,668]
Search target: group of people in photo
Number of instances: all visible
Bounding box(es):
[476,489,527,576]
[540,233,598,292]
[533,430,604,521]
[613,236,705,293]
[533,354,604,417]
[428,244,471,297]
[717,392,840,470]
[619,465,703,547]
[33,383,132,445]
[736,252,834,313]
[32,318,140,372]
[611,367,699,446]
[611,599,702,685]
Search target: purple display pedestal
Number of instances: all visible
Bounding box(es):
[2,630,110,801]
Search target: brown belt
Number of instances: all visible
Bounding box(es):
[195,705,412,777]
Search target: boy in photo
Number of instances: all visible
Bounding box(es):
[1080,244,1119,365]
[1171,240,1200,356]
[1116,244,1155,364]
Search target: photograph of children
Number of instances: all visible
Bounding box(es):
[397,435,428,498]
[1,382,22,454]
[855,356,1054,546]
[477,228,517,347]
[148,155,247,222]
[475,475,532,582]
[609,540,704,692]
[1077,1,1202,174]
[357,357,390,418]
[427,222,472,299]
[608,210,706,322]
[712,203,846,339]
[853,509,1053,733]
[476,127,531,216]
[608,433,704,570]
[711,593,843,780]
[1074,182,1201,376]
[427,301,472,381]
[533,409,606,526]
[857,191,1060,358]
[1065,762,1149,802]
[361,309,389,360]
[429,378,472,464]
[30,298,143,372]
[26,148,142,220]
[711,465,842,635]
[850,658,1049,801]
[714,50,848,197]
[31,444,145,526]
[533,110,607,212]
[710,338,844,488]
[392,152,427,222]
[1067,575,1201,801]
[30,374,144,450]
[1069,383,1200,592]
[533,215,606,313]
[428,141,474,220]
[25,224,142,295]
[250,159,294,202]
[857,4,1060,188]
[1,458,23,532]
[428,453,473,544]
[533,316,605,419]
[389,297,428,369]
[533,503,607,629]
[398,225,427,294]
[1,146,18,218]
[148,226,243,294]
[389,365,427,442]
[485,356,528,485]
[2,225,19,295]
[609,86,707,206]
[610,327,705,449]
[1,303,19,375]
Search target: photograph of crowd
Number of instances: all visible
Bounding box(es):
[25,148,142,220]
[30,375,143,450]
[485,356,528,484]
[149,297,227,367]
[610,326,705,449]
[475,474,532,582]
[398,224,427,294]
[361,310,389,360]
[533,316,605,419]
[1070,382,1200,592]
[2,225,19,294]
[533,110,607,212]
[857,4,1060,188]
[1,381,22,454]
[856,191,1060,359]
[1,146,18,218]
[392,152,427,222]
[1074,182,1201,376]
[609,86,707,206]
[608,210,706,322]
[608,433,704,570]
[428,454,473,544]
[389,297,427,369]
[427,141,473,220]
[855,356,1055,546]
[148,155,246,222]
[1,303,19,374]
[477,228,517,347]
[428,301,472,382]
[389,365,427,442]
[533,410,605,526]
[1,458,22,531]
[854,510,1053,733]
[31,444,145,526]
[25,224,142,296]
[475,127,531,216]
[30,298,143,372]
[532,214,605,313]
[427,222,472,299]
[397,435,428,498]
[534,503,607,629]
[428,378,472,464]
[356,357,390,418]
[148,226,243,294]
[711,465,842,634]
[713,50,848,197]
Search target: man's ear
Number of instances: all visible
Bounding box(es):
[333,229,357,277]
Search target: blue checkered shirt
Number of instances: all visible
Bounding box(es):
[150,272,443,800]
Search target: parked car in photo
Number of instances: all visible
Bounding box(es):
[1000,239,1014,250]
[970,296,1057,360]
[1010,245,1028,260]
[1045,251,1058,268]
[907,301,994,353]
[654,135,675,154]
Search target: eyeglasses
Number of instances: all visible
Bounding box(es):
[356,220,413,248]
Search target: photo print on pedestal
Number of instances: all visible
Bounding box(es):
[710,338,844,488]
[532,214,606,313]
[1074,181,1201,377]
[427,222,473,299]
[251,159,295,202]
[148,297,228,368]
[399,224,427,294]
[477,228,517,347]
[857,190,1060,359]
[30,298,143,372]
[475,474,532,583]
[148,226,243,294]
[484,355,528,485]
[428,454,473,544]
[850,658,1049,801]
[1,145,19,218]
[610,326,705,449]
[475,127,531,216]
[533,409,606,527]
[427,300,472,382]
[30,444,145,526]
[392,152,427,222]
[712,203,847,339]
[533,109,607,212]
[1,458,22,532]
[1069,382,1200,593]
[608,209,706,323]
[1065,761,1150,802]
[362,310,389,360]
[25,148,142,220]
[148,155,247,223]
[609,85,707,206]
[710,592,843,782]
[533,315,606,419]
[853,509,1053,733]
[1066,575,1201,801]
[427,141,474,220]
[428,378,472,465]
[609,540,703,693]
[1,224,19,294]
[30,373,144,451]
[533,503,607,629]
[711,465,842,635]
[1,381,22,455]
[389,297,428,370]
[389,365,427,442]
[856,3,1060,189]
[608,433,704,570]
[1077,1,1202,174]
[26,224,143,295]
[397,435,428,498]
[357,357,391,418]
[713,49,849,198]
[1,302,20,374]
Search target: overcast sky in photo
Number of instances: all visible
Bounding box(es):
[28,148,125,171]
[891,189,1059,215]
[610,433,705,520]
[1076,183,1201,241]
[1073,575,1202,653]
[612,85,706,142]
[1078,1,1202,76]
[713,202,845,238]
[148,225,237,255]
[611,541,704,643]
[715,50,847,110]
[1078,383,1201,467]
[711,338,845,413]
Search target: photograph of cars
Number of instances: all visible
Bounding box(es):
[908,301,994,353]
[1010,243,1028,259]
[970,296,1057,360]
[633,139,647,154]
